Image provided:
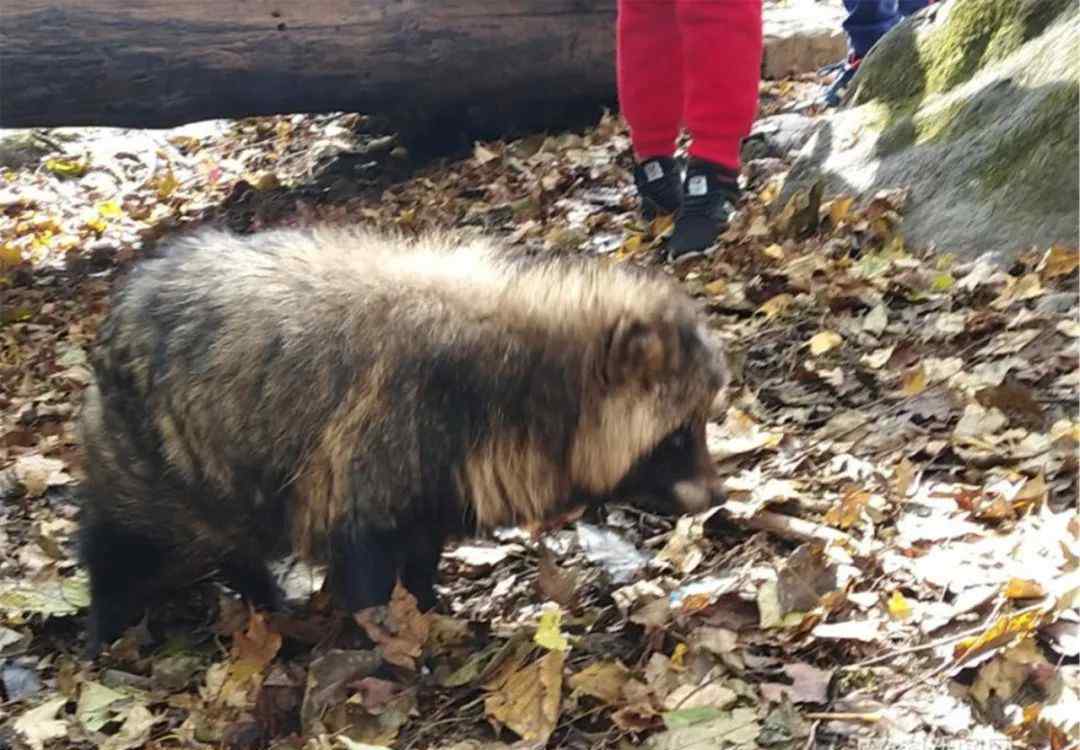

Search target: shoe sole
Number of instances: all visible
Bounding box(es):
[665,245,719,265]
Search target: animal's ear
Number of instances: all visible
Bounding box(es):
[605,316,672,387]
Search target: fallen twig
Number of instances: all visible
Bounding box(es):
[803,712,882,723]
[721,499,855,547]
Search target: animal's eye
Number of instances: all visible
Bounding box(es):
[669,431,686,449]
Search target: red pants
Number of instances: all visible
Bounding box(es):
[617,0,764,171]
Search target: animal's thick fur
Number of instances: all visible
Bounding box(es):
[78,226,727,653]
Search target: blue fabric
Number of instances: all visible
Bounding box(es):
[842,0,931,58]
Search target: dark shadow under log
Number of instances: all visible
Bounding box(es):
[0,1,618,152]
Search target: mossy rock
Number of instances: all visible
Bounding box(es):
[782,0,1079,262]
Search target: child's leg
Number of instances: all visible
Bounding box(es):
[676,0,764,172]
[617,0,683,160]
[843,0,901,60]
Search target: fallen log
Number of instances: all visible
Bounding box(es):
[0,1,618,152]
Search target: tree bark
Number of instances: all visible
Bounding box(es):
[0,1,617,149]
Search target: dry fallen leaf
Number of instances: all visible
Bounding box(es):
[536,547,577,608]
[212,610,282,708]
[11,454,72,498]
[484,648,565,743]
[807,331,842,356]
[823,489,871,529]
[709,409,782,459]
[901,365,928,396]
[76,681,127,732]
[648,706,760,750]
[863,304,888,335]
[761,662,833,705]
[762,243,785,260]
[355,583,430,671]
[758,293,795,319]
[568,661,631,705]
[101,705,159,750]
[825,195,854,226]
[473,142,499,165]
[1040,244,1080,279]
[1002,578,1047,600]
[954,609,1044,662]
[13,697,69,750]
[811,619,881,642]
[664,682,737,712]
[861,345,895,369]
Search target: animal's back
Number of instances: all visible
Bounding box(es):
[85,227,683,528]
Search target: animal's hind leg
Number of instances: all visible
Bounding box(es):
[398,524,446,612]
[79,518,165,656]
[325,523,398,614]
[219,554,283,611]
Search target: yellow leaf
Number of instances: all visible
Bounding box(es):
[0,243,24,271]
[155,166,179,200]
[703,279,726,296]
[759,180,779,205]
[484,649,565,743]
[887,591,913,620]
[762,243,784,260]
[808,331,842,356]
[930,273,954,292]
[650,213,675,238]
[901,365,927,396]
[757,293,794,319]
[168,134,202,151]
[534,607,568,652]
[954,609,1044,662]
[670,643,688,670]
[44,155,89,177]
[83,216,107,234]
[96,200,123,219]
[617,234,643,258]
[30,231,54,250]
[52,235,79,253]
[1041,244,1079,280]
[1003,579,1046,600]
[823,489,871,529]
[825,195,854,226]
[216,611,282,707]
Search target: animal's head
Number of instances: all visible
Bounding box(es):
[572,290,728,516]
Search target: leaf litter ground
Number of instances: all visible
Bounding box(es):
[0,80,1078,750]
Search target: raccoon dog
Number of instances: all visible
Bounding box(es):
[78,226,728,653]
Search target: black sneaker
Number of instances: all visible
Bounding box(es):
[632,157,682,220]
[666,158,739,262]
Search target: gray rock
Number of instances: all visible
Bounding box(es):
[763,0,847,79]
[780,1,1079,264]
[743,113,822,161]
